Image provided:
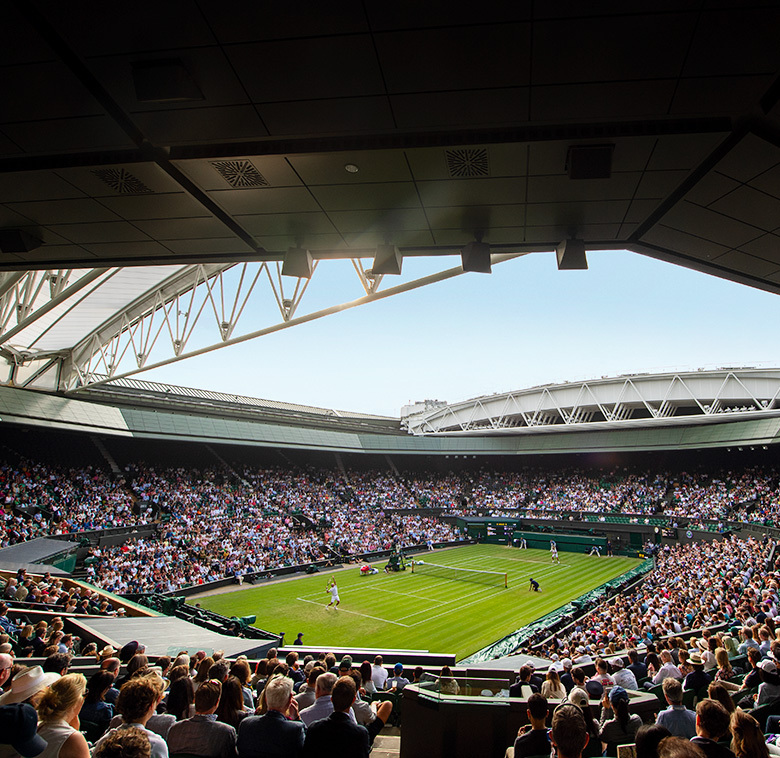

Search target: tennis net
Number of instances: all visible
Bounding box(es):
[411,561,508,588]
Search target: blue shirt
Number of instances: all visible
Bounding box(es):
[656,704,697,739]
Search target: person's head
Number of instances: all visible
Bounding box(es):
[571,666,585,686]
[730,708,769,758]
[92,725,151,758]
[567,687,589,710]
[657,736,706,758]
[635,724,672,758]
[101,658,121,678]
[193,679,221,714]
[707,682,735,714]
[264,674,294,712]
[126,654,148,676]
[315,672,336,698]
[42,653,70,677]
[662,677,683,705]
[741,627,753,640]
[527,692,548,725]
[714,648,730,671]
[394,663,404,677]
[519,665,532,682]
[307,666,325,687]
[85,671,115,705]
[229,659,250,685]
[216,676,244,718]
[595,659,607,674]
[412,666,423,682]
[551,703,589,758]
[748,647,763,667]
[165,676,194,721]
[116,677,163,724]
[627,649,638,664]
[208,660,230,683]
[194,657,214,682]
[374,655,383,666]
[695,698,730,740]
[36,673,86,723]
[0,702,48,757]
[285,651,299,668]
[360,661,372,684]
[0,653,12,688]
[331,676,356,713]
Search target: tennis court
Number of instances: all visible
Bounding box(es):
[197,544,642,660]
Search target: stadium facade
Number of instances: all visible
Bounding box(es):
[1,367,780,457]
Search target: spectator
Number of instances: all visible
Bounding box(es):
[0,666,60,707]
[598,686,642,756]
[215,678,249,731]
[166,680,236,758]
[93,726,151,758]
[0,702,48,758]
[706,683,735,715]
[237,675,305,758]
[636,724,672,758]
[684,655,712,693]
[653,652,683,686]
[508,693,550,758]
[690,699,735,758]
[164,677,194,721]
[79,671,115,736]
[370,657,387,691]
[656,678,697,739]
[729,710,769,758]
[301,676,389,758]
[658,737,706,758]
[385,664,409,692]
[35,673,90,758]
[611,658,638,691]
[294,668,323,711]
[542,669,565,699]
[95,677,168,758]
[551,703,590,758]
[299,673,339,727]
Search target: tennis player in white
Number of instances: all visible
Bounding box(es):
[326,577,340,608]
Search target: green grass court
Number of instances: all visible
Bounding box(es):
[198,544,641,660]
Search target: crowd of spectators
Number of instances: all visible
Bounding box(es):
[0,643,413,758]
[535,535,777,660]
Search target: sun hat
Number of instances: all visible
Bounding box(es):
[0,667,61,705]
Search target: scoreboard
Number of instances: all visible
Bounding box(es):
[485,521,514,544]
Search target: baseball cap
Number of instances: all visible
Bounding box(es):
[609,686,629,704]
[0,703,47,757]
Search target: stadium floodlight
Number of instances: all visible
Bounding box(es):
[282,247,313,278]
[461,240,492,274]
[411,561,507,588]
[556,238,588,270]
[372,244,402,275]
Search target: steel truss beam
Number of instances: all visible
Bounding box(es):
[36,253,525,392]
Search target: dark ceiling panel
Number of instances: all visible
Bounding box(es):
[225,37,385,102]
[365,0,532,30]
[39,0,217,56]
[532,14,696,85]
[199,0,369,42]
[258,97,394,137]
[375,24,531,93]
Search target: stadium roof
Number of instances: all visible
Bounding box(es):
[401,367,780,435]
[2,3,780,393]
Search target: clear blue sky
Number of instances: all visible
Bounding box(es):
[143,250,780,418]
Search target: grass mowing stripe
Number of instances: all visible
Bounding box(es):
[195,545,641,659]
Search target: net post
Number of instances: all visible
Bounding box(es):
[504,573,508,589]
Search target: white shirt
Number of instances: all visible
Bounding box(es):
[372,663,388,689]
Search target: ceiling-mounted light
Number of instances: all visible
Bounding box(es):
[282,247,313,278]
[556,238,588,270]
[0,229,43,254]
[461,240,491,274]
[344,163,359,174]
[372,244,402,275]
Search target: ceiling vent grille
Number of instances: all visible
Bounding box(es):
[92,168,152,194]
[445,148,489,178]
[211,160,269,188]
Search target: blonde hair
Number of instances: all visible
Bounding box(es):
[37,673,87,721]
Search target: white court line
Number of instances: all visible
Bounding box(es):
[295,597,410,627]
